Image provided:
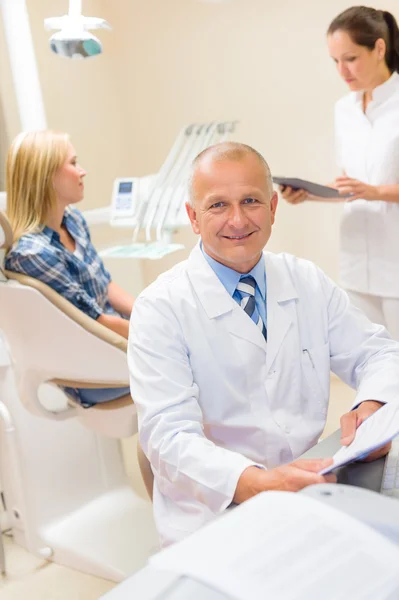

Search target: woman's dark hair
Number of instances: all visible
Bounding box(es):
[328,6,399,73]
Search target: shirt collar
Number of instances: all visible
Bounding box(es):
[353,71,399,106]
[41,207,74,244]
[41,224,59,243]
[201,242,266,299]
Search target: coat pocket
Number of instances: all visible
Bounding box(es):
[301,342,330,416]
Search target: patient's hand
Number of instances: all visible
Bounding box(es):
[233,459,336,504]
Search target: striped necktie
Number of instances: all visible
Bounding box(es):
[236,275,267,340]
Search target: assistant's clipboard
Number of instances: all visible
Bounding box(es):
[273,177,343,199]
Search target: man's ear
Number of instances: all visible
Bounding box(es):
[270,191,278,225]
[185,202,200,235]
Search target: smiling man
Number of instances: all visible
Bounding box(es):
[128,142,399,547]
[186,145,277,274]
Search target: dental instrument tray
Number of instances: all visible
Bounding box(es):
[101,121,239,260]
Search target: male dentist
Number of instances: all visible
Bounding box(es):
[128,142,397,546]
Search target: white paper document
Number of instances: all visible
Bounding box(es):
[150,491,399,600]
[320,401,399,475]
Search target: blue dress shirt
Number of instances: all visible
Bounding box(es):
[201,245,267,328]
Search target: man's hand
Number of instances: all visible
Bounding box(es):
[340,400,391,462]
[233,458,337,505]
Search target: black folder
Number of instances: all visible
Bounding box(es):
[273,177,345,199]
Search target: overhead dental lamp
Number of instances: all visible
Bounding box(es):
[44,0,111,59]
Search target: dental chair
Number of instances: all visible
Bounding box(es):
[0,211,158,581]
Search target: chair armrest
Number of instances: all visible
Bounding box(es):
[51,378,129,388]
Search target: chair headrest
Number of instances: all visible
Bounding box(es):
[0,211,13,251]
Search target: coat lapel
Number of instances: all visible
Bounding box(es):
[224,305,267,351]
[264,252,298,375]
[187,244,299,359]
[187,244,267,351]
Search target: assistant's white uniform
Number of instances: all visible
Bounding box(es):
[335,72,399,336]
[128,244,399,546]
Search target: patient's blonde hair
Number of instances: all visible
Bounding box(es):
[6,130,70,242]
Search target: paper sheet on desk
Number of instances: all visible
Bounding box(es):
[319,401,399,475]
[150,491,399,600]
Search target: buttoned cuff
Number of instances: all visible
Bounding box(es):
[221,458,266,513]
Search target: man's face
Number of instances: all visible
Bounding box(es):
[186,155,278,273]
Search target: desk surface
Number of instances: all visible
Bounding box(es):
[101,430,387,600]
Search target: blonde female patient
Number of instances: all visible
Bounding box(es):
[5,129,134,406]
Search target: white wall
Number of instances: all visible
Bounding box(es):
[1,0,398,290]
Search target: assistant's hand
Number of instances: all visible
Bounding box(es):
[335,176,378,201]
[279,185,309,205]
[340,400,391,462]
[233,458,337,504]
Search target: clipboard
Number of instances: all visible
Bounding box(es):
[273,177,344,199]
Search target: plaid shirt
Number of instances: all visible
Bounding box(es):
[6,206,119,319]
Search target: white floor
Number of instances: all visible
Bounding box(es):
[0,377,356,599]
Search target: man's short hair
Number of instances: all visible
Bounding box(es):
[187,142,273,206]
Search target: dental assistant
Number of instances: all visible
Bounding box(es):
[282,6,399,339]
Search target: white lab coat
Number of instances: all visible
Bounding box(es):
[128,244,399,546]
[335,72,399,298]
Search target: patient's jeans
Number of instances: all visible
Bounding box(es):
[62,385,131,408]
